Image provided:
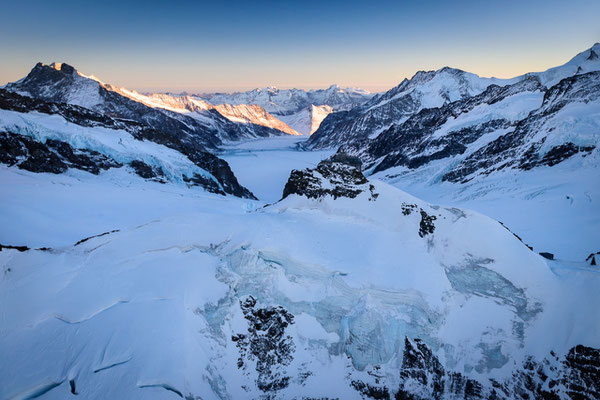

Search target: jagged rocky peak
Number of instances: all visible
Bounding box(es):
[28,61,78,79]
[19,62,73,86]
[48,62,77,74]
[281,152,376,200]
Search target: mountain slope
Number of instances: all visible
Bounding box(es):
[308,43,600,150]
[0,89,255,198]
[308,68,516,149]
[120,91,301,136]
[201,84,371,115]
[276,104,333,135]
[339,71,599,184]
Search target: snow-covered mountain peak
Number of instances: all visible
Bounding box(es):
[322,83,340,92]
[526,43,600,86]
[308,43,600,150]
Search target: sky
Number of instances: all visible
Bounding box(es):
[1,0,599,93]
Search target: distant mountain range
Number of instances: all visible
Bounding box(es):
[1,44,598,201]
[3,63,301,143]
[196,85,373,134]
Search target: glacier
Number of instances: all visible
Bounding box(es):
[1,137,599,399]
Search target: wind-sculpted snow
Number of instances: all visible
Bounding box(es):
[2,158,598,399]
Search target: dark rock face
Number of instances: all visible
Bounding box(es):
[182,173,224,195]
[0,131,121,174]
[282,160,376,200]
[0,244,30,252]
[74,230,120,246]
[362,337,600,400]
[327,151,363,169]
[563,344,600,399]
[539,252,554,260]
[401,203,437,237]
[0,89,256,199]
[128,160,166,182]
[520,142,595,170]
[232,296,296,395]
[351,380,391,400]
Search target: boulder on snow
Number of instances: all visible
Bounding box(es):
[539,252,554,260]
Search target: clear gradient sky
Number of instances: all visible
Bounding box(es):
[1,0,599,93]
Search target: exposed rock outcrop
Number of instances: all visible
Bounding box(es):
[281,158,376,200]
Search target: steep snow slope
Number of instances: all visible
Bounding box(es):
[0,89,255,198]
[277,104,333,135]
[1,159,598,399]
[308,43,600,150]
[374,151,600,262]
